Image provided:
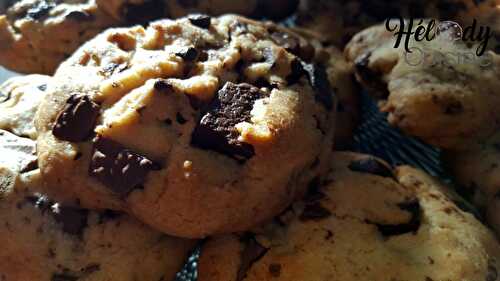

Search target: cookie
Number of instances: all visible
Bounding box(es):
[198,152,500,281]
[0,74,50,139]
[443,133,500,236]
[35,15,337,238]
[288,27,360,149]
[165,0,258,19]
[0,129,38,174]
[0,166,196,281]
[345,21,500,149]
[293,0,494,47]
[322,46,359,149]
[0,0,126,74]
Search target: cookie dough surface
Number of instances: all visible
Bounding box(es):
[0,0,125,74]
[199,152,500,281]
[345,21,500,149]
[35,15,336,238]
[444,133,500,236]
[0,167,196,281]
[0,74,49,139]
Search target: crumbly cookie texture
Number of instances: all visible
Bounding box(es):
[345,21,500,149]
[443,132,500,236]
[198,152,500,281]
[35,15,337,238]
[0,74,50,139]
[0,167,196,281]
[0,0,123,74]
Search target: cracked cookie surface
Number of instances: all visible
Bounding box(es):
[198,152,500,281]
[35,14,336,238]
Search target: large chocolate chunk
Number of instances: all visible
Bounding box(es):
[175,47,199,61]
[188,14,211,29]
[237,236,268,281]
[191,82,262,161]
[348,158,393,178]
[301,62,334,110]
[89,136,161,195]
[52,94,100,142]
[373,199,422,237]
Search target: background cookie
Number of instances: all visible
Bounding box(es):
[345,21,500,149]
[443,132,500,236]
[198,152,500,281]
[0,74,49,139]
[292,0,497,47]
[0,129,37,174]
[35,15,336,238]
[0,167,196,281]
[0,0,123,74]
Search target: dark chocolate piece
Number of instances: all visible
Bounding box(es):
[372,199,422,237]
[175,47,199,61]
[188,14,211,29]
[301,62,334,110]
[65,10,94,21]
[191,82,262,161]
[52,94,100,142]
[89,136,161,195]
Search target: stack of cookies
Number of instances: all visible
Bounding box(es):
[0,1,499,280]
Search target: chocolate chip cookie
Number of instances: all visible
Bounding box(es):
[0,0,125,74]
[289,27,360,149]
[0,74,50,139]
[35,15,337,238]
[443,132,500,236]
[345,21,500,149]
[293,0,493,47]
[198,152,500,281]
[322,46,359,149]
[0,166,196,281]
[0,129,38,174]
